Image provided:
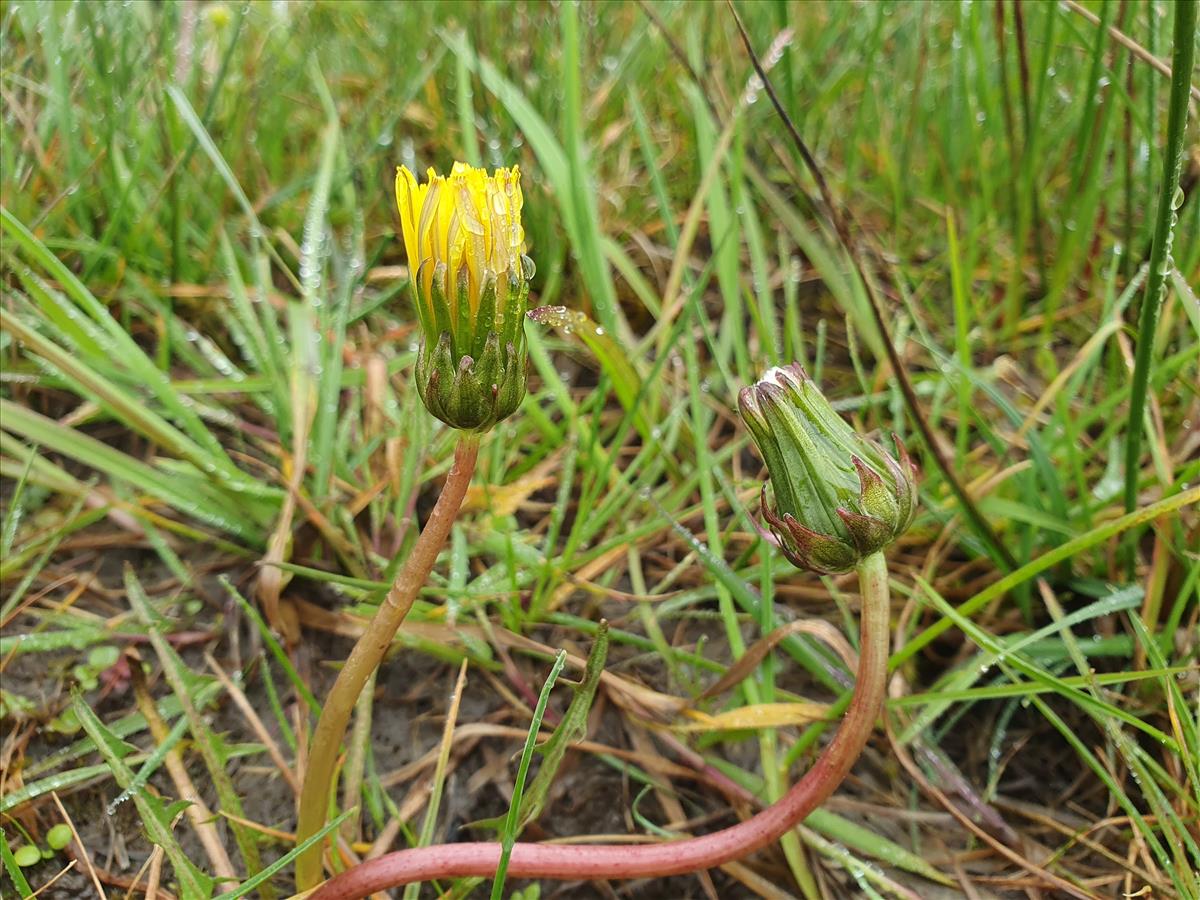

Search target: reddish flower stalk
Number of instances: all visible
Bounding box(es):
[309,552,891,899]
[295,436,480,889]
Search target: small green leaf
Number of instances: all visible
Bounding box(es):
[13,844,41,867]
[45,825,72,852]
[1,831,34,896]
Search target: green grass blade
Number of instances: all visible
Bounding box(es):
[894,486,1200,668]
[72,692,214,899]
[125,568,268,891]
[0,400,265,543]
[491,650,567,900]
[0,832,34,898]
[211,810,354,900]
[1123,0,1197,514]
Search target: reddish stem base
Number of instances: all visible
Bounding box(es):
[310,552,891,899]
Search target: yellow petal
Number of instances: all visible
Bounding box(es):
[394,166,424,277]
[395,162,527,335]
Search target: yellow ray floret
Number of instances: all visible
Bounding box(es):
[395,162,525,324]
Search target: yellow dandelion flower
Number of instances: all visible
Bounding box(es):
[395,162,533,432]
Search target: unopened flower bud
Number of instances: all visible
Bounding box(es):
[738,363,917,573]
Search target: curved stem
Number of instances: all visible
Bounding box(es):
[295,435,480,890]
[310,552,891,899]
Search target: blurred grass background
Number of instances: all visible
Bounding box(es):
[1,1,1198,897]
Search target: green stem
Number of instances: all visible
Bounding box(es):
[295,435,480,890]
[307,552,891,898]
[1123,0,1196,515]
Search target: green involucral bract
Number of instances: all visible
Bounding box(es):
[738,363,918,573]
[415,265,532,432]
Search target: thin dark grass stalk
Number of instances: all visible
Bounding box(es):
[634,0,719,125]
[634,0,822,224]
[1062,0,1200,101]
[1122,0,1196,515]
[1010,0,1047,289]
[724,0,1018,572]
[1123,45,1136,279]
[994,0,1018,231]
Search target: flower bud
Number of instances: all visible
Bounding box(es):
[738,363,917,573]
[395,163,532,431]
